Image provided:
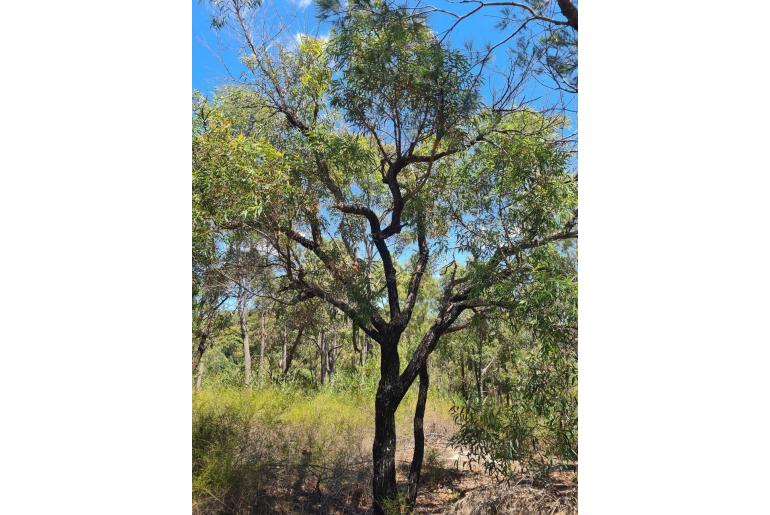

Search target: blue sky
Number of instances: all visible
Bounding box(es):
[192,0,576,124]
[192,0,576,268]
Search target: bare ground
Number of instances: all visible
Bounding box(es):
[254,418,577,514]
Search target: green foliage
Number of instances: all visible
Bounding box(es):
[450,341,577,479]
[198,347,244,389]
[449,246,577,479]
[453,111,577,256]
[328,2,478,149]
[193,107,291,227]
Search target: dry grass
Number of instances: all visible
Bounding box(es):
[192,388,576,514]
[446,479,577,515]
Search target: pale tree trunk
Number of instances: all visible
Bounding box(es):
[319,331,326,384]
[282,326,288,373]
[475,358,483,401]
[475,328,484,401]
[259,310,266,384]
[328,331,338,384]
[195,360,205,391]
[238,290,252,386]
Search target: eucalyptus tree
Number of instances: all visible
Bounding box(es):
[195,0,576,510]
[319,0,578,95]
[192,182,232,381]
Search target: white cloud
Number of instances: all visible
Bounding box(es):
[290,0,313,9]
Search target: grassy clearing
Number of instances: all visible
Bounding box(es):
[192,387,456,514]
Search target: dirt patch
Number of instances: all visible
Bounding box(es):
[249,431,576,514]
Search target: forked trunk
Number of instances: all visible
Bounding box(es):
[406,362,429,508]
[283,327,303,375]
[372,342,400,514]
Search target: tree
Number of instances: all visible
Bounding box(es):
[320,0,578,95]
[451,241,578,477]
[191,176,232,384]
[194,1,577,510]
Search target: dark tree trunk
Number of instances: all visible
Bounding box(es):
[192,338,206,374]
[557,0,579,30]
[372,341,401,514]
[406,362,429,508]
[192,296,227,374]
[283,328,304,375]
[351,320,360,368]
[192,315,213,373]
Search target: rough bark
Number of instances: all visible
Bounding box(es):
[406,362,429,508]
[557,0,579,30]
[372,341,400,514]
